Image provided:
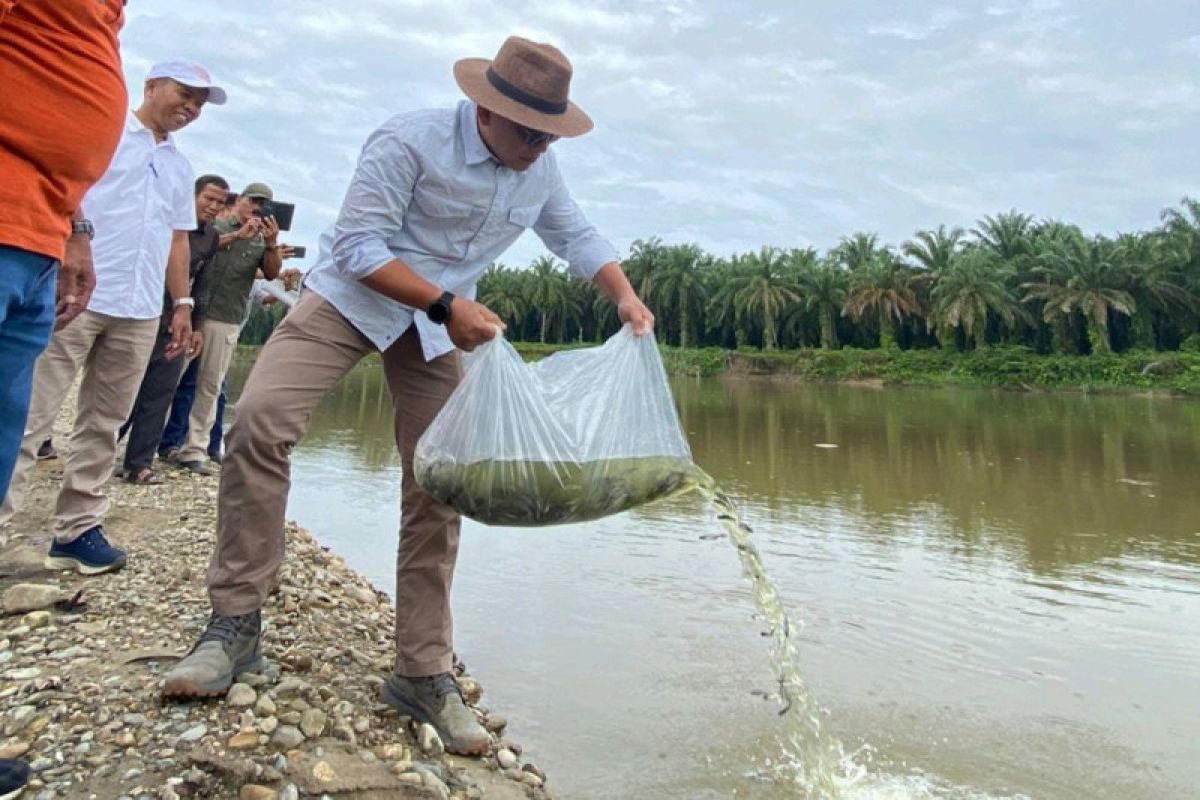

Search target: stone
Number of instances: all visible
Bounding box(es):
[484,715,507,734]
[456,677,482,704]
[418,724,443,756]
[0,741,31,760]
[227,683,257,708]
[2,584,64,615]
[519,771,545,788]
[496,748,517,770]
[311,759,336,784]
[258,716,278,735]
[253,695,276,717]
[22,610,51,629]
[227,730,259,750]
[271,726,305,750]
[239,786,277,800]
[3,667,42,681]
[278,786,299,800]
[299,709,326,739]
[177,724,207,744]
[422,771,451,800]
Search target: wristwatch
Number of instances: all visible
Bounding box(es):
[426,291,455,325]
[173,297,196,309]
[70,219,95,240]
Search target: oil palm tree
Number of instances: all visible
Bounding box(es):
[796,258,848,349]
[972,210,1035,262]
[903,225,965,273]
[1022,233,1135,353]
[731,246,802,351]
[641,243,708,347]
[842,253,924,348]
[929,248,1026,349]
[526,255,579,343]
[476,264,530,333]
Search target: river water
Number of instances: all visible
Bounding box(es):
[229,356,1200,799]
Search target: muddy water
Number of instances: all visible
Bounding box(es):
[229,356,1200,799]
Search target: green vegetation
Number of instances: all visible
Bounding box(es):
[241,196,1200,392]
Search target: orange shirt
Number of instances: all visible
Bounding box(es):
[0,0,127,261]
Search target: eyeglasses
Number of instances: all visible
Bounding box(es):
[514,122,559,148]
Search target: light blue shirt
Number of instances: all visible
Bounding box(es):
[305,101,619,360]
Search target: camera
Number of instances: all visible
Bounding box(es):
[252,199,296,231]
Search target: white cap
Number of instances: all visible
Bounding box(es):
[145,59,227,105]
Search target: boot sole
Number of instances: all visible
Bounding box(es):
[162,655,266,698]
[44,554,127,575]
[380,680,489,756]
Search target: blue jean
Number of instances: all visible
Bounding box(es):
[0,246,58,496]
[160,356,225,457]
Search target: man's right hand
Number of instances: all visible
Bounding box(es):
[56,234,97,330]
[445,298,505,351]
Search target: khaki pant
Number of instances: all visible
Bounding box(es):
[208,291,462,676]
[177,318,240,462]
[0,310,158,541]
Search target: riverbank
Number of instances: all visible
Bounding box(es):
[0,397,550,800]
[510,342,1200,395]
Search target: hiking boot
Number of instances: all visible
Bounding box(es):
[381,671,489,755]
[163,610,264,698]
[44,526,127,575]
[0,758,30,800]
[177,459,214,476]
[36,438,56,460]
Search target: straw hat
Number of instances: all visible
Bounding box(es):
[454,36,593,138]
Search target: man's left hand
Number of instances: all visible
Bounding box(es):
[261,215,280,245]
[617,295,655,336]
[165,307,193,360]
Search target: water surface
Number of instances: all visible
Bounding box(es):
[229,356,1200,799]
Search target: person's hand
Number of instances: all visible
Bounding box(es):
[56,235,97,329]
[236,217,261,240]
[279,268,303,291]
[164,306,193,360]
[278,244,296,260]
[617,295,655,335]
[261,293,278,306]
[445,298,505,351]
[261,214,280,245]
[186,330,203,360]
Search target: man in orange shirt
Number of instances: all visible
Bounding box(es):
[0,3,128,794]
[0,0,127,498]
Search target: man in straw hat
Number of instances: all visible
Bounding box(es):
[163,37,654,754]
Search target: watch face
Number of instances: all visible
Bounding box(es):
[428,301,448,324]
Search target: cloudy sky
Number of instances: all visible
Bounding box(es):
[120,0,1198,267]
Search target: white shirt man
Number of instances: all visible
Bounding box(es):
[0,60,225,576]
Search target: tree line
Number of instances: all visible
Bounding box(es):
[245,197,1200,354]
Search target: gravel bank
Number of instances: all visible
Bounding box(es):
[1,393,551,800]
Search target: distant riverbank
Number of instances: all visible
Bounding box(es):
[235,343,1200,395]
[509,342,1200,395]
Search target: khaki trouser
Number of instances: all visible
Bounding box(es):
[208,291,462,676]
[0,310,158,540]
[177,318,240,462]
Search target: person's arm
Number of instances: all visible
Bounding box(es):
[163,230,193,360]
[56,210,98,329]
[218,218,258,250]
[532,181,654,334]
[334,122,503,350]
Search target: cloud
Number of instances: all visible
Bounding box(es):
[113,0,1197,269]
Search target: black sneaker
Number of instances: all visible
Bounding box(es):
[36,439,56,460]
[44,526,127,575]
[0,758,30,800]
[163,610,264,698]
[381,671,489,755]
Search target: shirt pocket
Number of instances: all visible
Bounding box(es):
[409,183,484,261]
[508,203,543,231]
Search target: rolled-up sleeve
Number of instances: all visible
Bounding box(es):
[532,182,619,281]
[331,123,419,280]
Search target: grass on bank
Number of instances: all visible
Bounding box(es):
[513,342,1200,395]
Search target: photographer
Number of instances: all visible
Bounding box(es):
[172,183,281,475]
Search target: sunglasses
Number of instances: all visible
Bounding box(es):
[514,122,559,148]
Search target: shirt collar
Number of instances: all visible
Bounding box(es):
[126,109,176,150]
[459,101,494,166]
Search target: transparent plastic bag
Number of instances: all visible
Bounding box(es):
[414,324,698,526]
